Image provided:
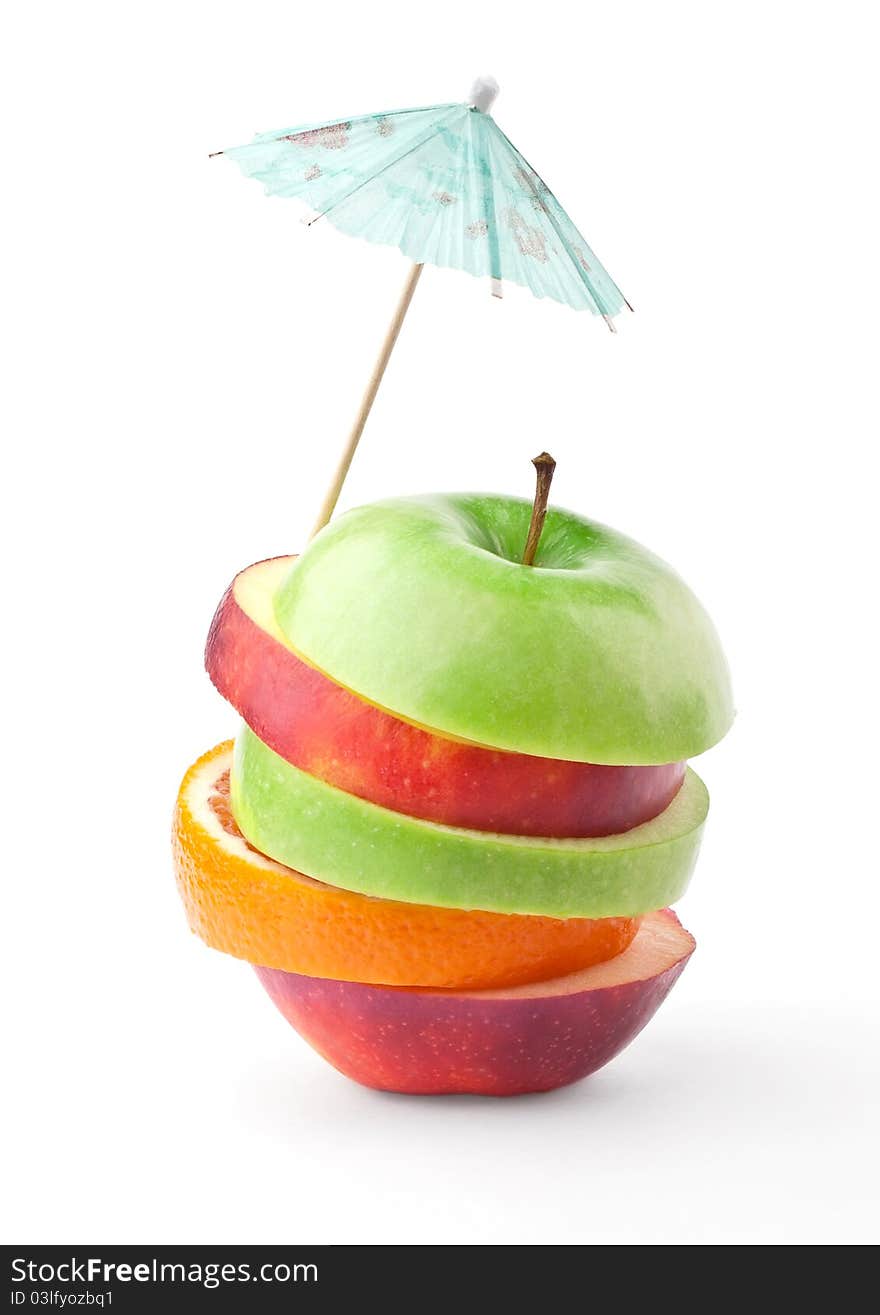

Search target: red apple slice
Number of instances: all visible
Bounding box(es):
[207,558,686,837]
[254,909,695,1096]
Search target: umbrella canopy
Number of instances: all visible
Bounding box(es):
[216,78,629,324]
[212,79,632,537]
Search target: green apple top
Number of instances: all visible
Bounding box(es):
[273,494,734,765]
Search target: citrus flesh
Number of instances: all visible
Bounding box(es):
[173,742,641,988]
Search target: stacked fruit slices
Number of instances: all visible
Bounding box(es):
[173,494,732,1096]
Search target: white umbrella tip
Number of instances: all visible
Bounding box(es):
[469,75,500,113]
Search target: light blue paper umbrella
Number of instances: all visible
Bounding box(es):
[212,77,632,535]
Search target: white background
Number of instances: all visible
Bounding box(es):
[3,1,878,1246]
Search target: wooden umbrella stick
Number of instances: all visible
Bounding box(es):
[308,261,424,539]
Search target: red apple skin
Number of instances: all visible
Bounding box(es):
[254,911,695,1097]
[207,560,686,838]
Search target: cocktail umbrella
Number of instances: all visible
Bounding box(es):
[211,77,632,536]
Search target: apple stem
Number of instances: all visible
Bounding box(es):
[521,452,557,566]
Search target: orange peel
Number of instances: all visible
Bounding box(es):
[173,742,640,990]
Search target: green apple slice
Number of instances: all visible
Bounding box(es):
[231,726,709,918]
[273,495,734,765]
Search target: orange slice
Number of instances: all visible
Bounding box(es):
[173,742,640,990]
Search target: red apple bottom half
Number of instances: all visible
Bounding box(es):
[254,910,695,1097]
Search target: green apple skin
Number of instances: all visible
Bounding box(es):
[230,726,709,918]
[273,495,734,765]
